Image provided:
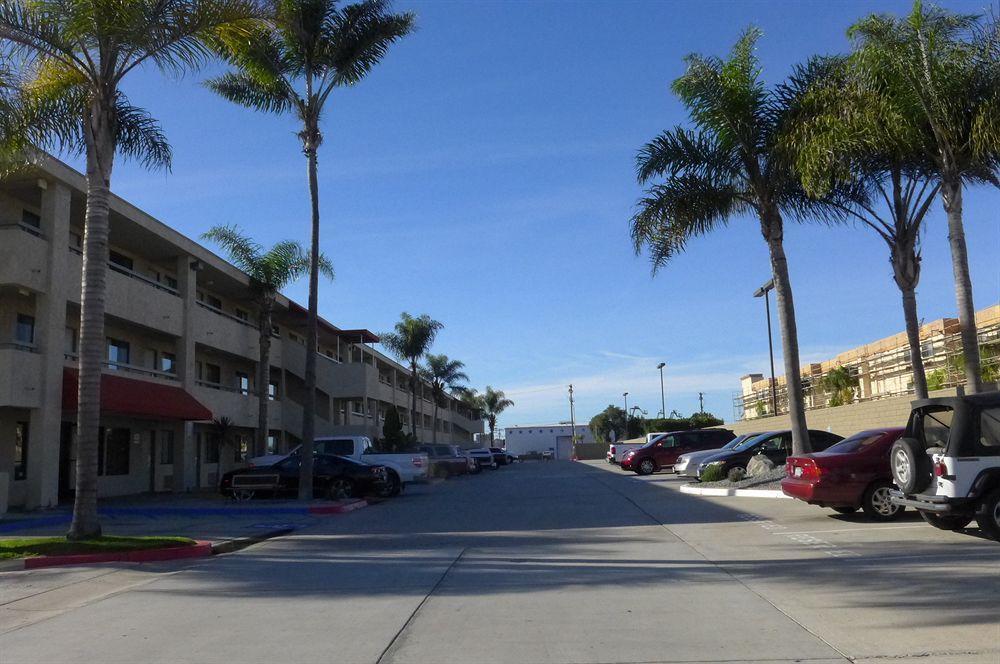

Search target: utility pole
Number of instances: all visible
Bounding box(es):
[568,384,577,458]
[623,392,629,437]
[698,392,704,413]
[754,279,778,416]
[657,362,666,418]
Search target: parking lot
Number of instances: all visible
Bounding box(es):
[2,459,998,663]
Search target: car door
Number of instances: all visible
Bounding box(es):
[757,434,789,465]
[652,435,677,465]
[273,455,301,494]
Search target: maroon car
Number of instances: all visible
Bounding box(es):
[782,427,905,520]
[621,429,735,475]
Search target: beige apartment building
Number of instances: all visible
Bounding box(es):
[0,154,483,511]
[737,304,1000,420]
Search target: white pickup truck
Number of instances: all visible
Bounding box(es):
[607,432,671,464]
[247,436,428,496]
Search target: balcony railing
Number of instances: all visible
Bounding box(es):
[63,353,180,380]
[196,301,258,330]
[68,244,180,297]
[1,341,38,353]
[196,379,257,396]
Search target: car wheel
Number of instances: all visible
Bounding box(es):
[832,506,857,514]
[890,438,931,494]
[636,458,656,476]
[378,471,402,497]
[232,489,255,502]
[974,488,1000,542]
[862,480,904,521]
[491,461,498,470]
[327,478,355,500]
[920,511,973,531]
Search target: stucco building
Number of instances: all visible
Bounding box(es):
[0,154,483,511]
[503,424,595,460]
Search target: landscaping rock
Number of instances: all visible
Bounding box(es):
[747,455,776,477]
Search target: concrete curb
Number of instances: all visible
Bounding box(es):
[19,540,214,570]
[680,484,791,499]
[307,498,369,515]
[211,528,294,555]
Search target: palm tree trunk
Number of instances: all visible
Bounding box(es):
[299,137,320,501]
[900,287,928,399]
[68,108,116,540]
[410,361,418,441]
[762,209,811,455]
[890,232,928,399]
[940,179,982,393]
[256,299,272,456]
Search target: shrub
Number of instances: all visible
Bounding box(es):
[727,467,746,482]
[700,464,726,482]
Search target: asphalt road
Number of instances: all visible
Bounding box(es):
[1,460,998,663]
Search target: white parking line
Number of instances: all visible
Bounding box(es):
[771,525,929,536]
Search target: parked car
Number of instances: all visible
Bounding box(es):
[220,453,387,501]
[467,448,498,470]
[697,429,844,479]
[622,429,736,475]
[674,433,763,478]
[248,435,427,496]
[419,445,470,477]
[782,428,906,520]
[490,447,517,465]
[449,445,479,474]
[541,450,554,460]
[889,392,1000,540]
[607,432,672,464]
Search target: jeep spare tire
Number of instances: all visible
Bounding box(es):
[890,438,931,494]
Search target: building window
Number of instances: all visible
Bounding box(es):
[100,428,131,476]
[64,327,78,354]
[159,430,174,464]
[236,372,249,396]
[162,274,178,290]
[205,435,220,464]
[109,250,134,271]
[107,338,130,369]
[197,291,222,310]
[15,313,35,345]
[14,421,28,480]
[235,435,248,462]
[204,363,221,384]
[161,352,176,375]
[266,433,277,454]
[21,209,40,229]
[268,381,278,401]
[235,309,249,322]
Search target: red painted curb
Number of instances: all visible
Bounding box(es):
[308,499,369,515]
[23,541,213,570]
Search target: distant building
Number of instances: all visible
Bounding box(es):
[503,424,595,459]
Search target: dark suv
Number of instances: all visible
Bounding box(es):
[622,429,735,475]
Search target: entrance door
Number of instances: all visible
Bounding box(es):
[556,436,573,460]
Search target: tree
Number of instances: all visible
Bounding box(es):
[208,0,414,501]
[689,411,724,428]
[480,386,513,445]
[847,2,1000,393]
[631,29,843,455]
[380,406,406,452]
[420,354,468,443]
[201,225,332,454]
[210,416,234,485]
[821,366,859,407]
[380,313,443,442]
[0,0,260,539]
[589,405,627,443]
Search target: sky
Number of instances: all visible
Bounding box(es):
[59,0,1000,430]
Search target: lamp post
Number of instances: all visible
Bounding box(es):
[656,362,666,418]
[753,279,778,416]
[623,392,629,437]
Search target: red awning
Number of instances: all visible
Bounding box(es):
[62,369,213,421]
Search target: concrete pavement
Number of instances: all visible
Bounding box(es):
[1,460,997,663]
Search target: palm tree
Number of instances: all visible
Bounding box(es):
[847,3,1000,393]
[201,225,332,454]
[0,0,260,539]
[380,313,443,441]
[207,0,414,500]
[210,416,234,486]
[631,29,838,455]
[420,354,468,443]
[481,386,513,446]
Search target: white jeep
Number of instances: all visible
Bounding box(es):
[889,392,1000,540]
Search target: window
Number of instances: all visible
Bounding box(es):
[919,408,953,449]
[162,274,178,290]
[235,435,248,462]
[64,327,78,354]
[236,372,249,396]
[316,439,354,456]
[109,251,134,271]
[160,352,176,375]
[266,433,277,454]
[980,408,1000,450]
[14,421,28,480]
[235,309,249,322]
[205,435,220,463]
[21,209,40,229]
[759,436,784,452]
[268,381,278,401]
[101,428,130,476]
[204,363,221,385]
[159,430,174,464]
[15,314,35,345]
[197,291,222,310]
[107,338,130,368]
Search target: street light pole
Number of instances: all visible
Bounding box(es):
[623,392,629,437]
[657,362,666,418]
[568,384,577,457]
[754,279,778,415]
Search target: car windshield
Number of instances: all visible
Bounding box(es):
[823,432,885,454]
[722,435,751,450]
[644,435,674,449]
[732,433,772,451]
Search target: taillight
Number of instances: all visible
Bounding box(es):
[789,458,821,481]
[611,446,616,454]
[412,457,424,467]
[933,460,947,477]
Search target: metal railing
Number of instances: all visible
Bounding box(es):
[1,341,39,353]
[196,379,257,396]
[67,244,180,297]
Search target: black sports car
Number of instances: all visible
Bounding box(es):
[220,453,387,500]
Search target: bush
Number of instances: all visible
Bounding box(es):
[700,464,726,482]
[727,467,746,482]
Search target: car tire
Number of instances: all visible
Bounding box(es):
[831,506,857,514]
[232,489,255,502]
[636,458,656,476]
[327,478,355,501]
[974,488,1000,541]
[862,480,905,521]
[920,511,973,531]
[378,471,402,498]
[890,438,932,494]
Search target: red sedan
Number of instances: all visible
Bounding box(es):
[782,427,906,521]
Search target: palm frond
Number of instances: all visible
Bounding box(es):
[114,96,173,170]
[321,0,415,87]
[205,69,296,114]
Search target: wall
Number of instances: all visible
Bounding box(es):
[725,386,975,437]
[572,443,606,460]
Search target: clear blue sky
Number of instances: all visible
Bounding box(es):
[66,0,1000,430]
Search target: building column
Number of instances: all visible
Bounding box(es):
[25,180,71,509]
[174,254,197,492]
